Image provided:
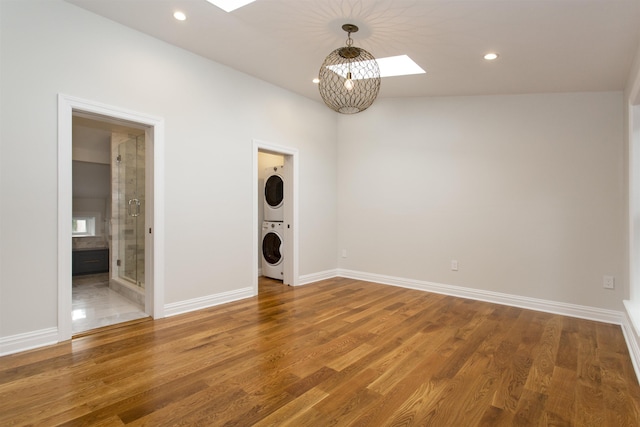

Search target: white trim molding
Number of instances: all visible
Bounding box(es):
[337,269,624,325]
[621,306,640,384]
[624,299,640,336]
[297,269,339,286]
[252,139,299,292]
[164,287,254,318]
[0,328,59,357]
[58,94,166,343]
[336,269,638,382]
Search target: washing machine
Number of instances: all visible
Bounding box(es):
[264,165,284,222]
[261,221,284,280]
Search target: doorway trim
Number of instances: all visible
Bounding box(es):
[57,94,165,342]
[253,139,299,292]
[626,102,640,336]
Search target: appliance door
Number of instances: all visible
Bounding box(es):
[264,174,284,209]
[262,230,282,266]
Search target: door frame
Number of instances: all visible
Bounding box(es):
[57,94,165,342]
[253,139,298,291]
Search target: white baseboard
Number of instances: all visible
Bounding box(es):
[0,327,58,357]
[0,269,632,370]
[297,269,339,286]
[624,299,640,336]
[622,304,640,384]
[164,287,254,317]
[337,269,624,325]
[334,269,636,383]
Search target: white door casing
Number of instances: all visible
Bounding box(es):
[58,94,165,342]
[253,139,299,291]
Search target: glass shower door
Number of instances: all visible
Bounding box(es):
[117,135,145,288]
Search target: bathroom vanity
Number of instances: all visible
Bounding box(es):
[72,248,109,276]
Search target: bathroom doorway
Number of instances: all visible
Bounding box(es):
[58,94,166,342]
[71,117,148,334]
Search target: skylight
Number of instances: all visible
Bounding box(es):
[377,55,426,77]
[205,0,257,13]
[326,55,425,79]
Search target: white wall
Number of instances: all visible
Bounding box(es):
[338,93,626,311]
[0,0,338,339]
[0,0,631,354]
[72,125,111,165]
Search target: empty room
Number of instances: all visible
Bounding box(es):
[2,0,640,425]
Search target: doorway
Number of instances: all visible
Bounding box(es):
[58,94,166,342]
[253,139,299,294]
[71,118,148,334]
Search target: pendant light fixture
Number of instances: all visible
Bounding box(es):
[318,24,381,114]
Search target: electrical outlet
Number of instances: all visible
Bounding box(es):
[341,249,347,258]
[451,260,459,271]
[603,275,615,290]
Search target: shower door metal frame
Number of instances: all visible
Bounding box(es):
[116,134,146,289]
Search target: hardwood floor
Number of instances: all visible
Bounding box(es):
[1,277,639,426]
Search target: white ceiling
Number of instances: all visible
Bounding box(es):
[66,0,640,101]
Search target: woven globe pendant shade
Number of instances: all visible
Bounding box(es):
[318,24,381,114]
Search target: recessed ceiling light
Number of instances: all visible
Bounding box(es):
[484,53,499,61]
[205,0,257,12]
[326,55,425,80]
[312,78,320,84]
[173,11,186,21]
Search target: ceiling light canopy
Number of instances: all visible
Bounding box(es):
[318,24,381,114]
[205,0,256,13]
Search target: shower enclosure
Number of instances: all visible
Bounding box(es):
[110,132,145,305]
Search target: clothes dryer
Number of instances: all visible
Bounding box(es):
[264,165,284,221]
[261,221,284,280]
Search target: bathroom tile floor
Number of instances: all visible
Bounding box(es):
[72,273,149,334]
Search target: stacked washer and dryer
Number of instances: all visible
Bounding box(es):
[262,165,285,280]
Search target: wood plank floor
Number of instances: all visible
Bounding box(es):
[1,277,639,426]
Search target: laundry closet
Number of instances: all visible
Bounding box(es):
[258,152,285,280]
